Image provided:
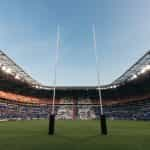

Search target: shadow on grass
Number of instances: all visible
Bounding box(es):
[53,133,105,143]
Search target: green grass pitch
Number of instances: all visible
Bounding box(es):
[0,120,150,150]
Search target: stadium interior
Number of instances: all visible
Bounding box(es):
[0,50,150,121]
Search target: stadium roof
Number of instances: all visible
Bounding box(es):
[0,50,41,86]
[112,50,150,85]
[37,85,118,90]
[1,49,150,92]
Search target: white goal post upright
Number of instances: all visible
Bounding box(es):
[92,24,103,115]
[49,24,60,135]
[52,24,60,114]
[92,24,107,135]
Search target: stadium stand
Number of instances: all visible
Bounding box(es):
[0,50,150,120]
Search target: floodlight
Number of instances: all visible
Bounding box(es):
[140,65,150,74]
[5,68,11,74]
[131,74,137,80]
[15,74,20,80]
[35,85,39,88]
[2,66,6,71]
[145,65,150,70]
[113,85,117,88]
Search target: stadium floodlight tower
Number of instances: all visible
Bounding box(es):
[92,24,107,135]
[48,24,60,135]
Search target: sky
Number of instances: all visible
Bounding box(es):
[0,0,150,86]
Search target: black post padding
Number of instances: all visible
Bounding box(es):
[48,114,55,135]
[100,114,107,135]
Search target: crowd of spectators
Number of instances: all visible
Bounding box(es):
[0,98,150,120]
